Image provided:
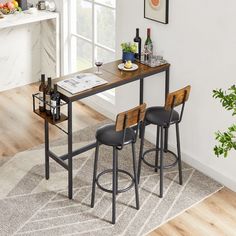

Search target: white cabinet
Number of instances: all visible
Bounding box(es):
[0,10,60,91]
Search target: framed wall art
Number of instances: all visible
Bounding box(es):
[144,0,169,24]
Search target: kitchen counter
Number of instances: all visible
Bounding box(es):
[0,10,58,29]
[0,10,60,92]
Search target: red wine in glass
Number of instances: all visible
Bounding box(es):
[95,61,103,75]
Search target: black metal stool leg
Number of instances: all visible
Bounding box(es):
[155,126,160,172]
[138,122,146,184]
[176,123,183,185]
[132,142,140,210]
[116,152,118,195]
[160,126,164,198]
[164,127,168,152]
[112,147,117,224]
[91,141,100,208]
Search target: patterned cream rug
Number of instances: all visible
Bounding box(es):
[0,121,222,236]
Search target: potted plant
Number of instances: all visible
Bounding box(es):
[121,42,137,62]
[213,85,236,157]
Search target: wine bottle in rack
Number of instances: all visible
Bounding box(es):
[145,28,153,59]
[45,77,52,116]
[39,74,46,112]
[51,84,61,120]
[134,28,142,60]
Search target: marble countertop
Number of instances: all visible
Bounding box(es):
[0,10,58,29]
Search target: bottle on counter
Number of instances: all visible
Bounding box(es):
[37,0,46,10]
[39,74,46,112]
[45,77,52,116]
[134,28,142,60]
[144,28,153,59]
[51,84,61,120]
[16,0,28,11]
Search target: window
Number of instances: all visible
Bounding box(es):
[69,0,116,72]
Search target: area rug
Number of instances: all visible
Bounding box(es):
[0,120,223,236]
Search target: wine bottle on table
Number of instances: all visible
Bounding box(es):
[51,84,61,121]
[39,74,46,112]
[45,77,52,116]
[134,28,142,60]
[145,28,153,59]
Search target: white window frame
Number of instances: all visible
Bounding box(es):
[68,0,116,74]
[60,0,117,118]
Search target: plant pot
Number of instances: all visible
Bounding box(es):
[122,51,135,63]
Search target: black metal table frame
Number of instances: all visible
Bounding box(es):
[44,67,170,199]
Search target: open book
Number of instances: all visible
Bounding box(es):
[57,73,108,94]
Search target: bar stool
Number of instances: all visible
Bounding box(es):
[138,86,191,198]
[91,104,146,224]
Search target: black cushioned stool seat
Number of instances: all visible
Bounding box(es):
[145,107,179,126]
[96,124,135,147]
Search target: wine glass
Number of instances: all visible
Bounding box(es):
[95,60,103,75]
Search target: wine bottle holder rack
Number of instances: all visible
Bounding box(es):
[32,93,68,125]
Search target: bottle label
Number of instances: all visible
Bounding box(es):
[135,42,139,53]
[147,42,153,54]
[45,94,51,111]
[39,92,44,107]
[51,100,57,115]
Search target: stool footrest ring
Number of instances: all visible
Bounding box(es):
[96,169,134,194]
[142,148,178,169]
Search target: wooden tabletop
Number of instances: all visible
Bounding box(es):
[54,60,170,102]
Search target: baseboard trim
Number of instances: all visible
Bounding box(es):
[144,129,236,192]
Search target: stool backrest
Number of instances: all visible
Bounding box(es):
[115,103,146,132]
[165,85,191,111]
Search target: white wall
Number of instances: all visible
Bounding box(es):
[115,0,236,191]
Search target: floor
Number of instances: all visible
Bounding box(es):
[0,83,105,158]
[148,188,236,236]
[1,83,236,236]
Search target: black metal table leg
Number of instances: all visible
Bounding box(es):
[139,78,144,138]
[164,68,170,151]
[140,78,144,105]
[68,101,73,199]
[45,120,49,180]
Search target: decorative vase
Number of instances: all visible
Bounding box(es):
[46,0,56,11]
[122,51,135,62]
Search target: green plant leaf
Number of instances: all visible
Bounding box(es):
[121,42,137,53]
[213,86,236,156]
